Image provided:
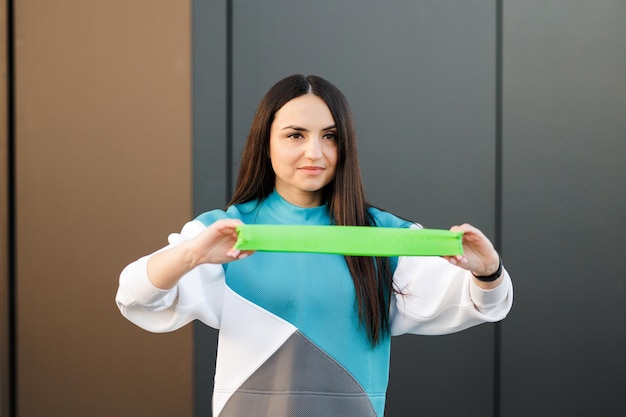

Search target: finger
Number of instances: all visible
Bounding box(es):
[442,255,468,266]
[237,250,255,259]
[451,224,488,244]
[213,219,245,238]
[226,248,255,260]
[214,218,243,230]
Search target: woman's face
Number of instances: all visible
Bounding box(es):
[269,94,338,207]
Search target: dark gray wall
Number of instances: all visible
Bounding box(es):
[192,2,228,417]
[192,1,626,416]
[501,1,626,416]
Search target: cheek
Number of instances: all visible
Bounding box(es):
[326,146,339,168]
[269,148,295,174]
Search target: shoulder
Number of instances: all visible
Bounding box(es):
[367,206,415,229]
[194,199,261,226]
[194,206,240,226]
[194,209,232,226]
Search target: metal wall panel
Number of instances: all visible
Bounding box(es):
[191,1,229,415]
[14,1,193,416]
[1,0,10,414]
[228,1,498,416]
[193,0,229,213]
[501,1,626,416]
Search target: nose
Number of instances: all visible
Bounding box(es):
[304,137,323,160]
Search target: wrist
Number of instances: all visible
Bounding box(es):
[472,256,502,282]
[180,240,203,270]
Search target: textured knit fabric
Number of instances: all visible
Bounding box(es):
[116,190,513,416]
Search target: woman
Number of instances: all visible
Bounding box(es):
[116,74,512,417]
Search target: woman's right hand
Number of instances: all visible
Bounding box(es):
[187,218,254,265]
[147,219,254,290]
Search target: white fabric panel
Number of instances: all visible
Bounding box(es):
[390,255,512,336]
[212,288,297,416]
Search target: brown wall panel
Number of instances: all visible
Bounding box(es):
[14,1,192,416]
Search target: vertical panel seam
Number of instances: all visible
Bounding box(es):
[494,1,503,417]
[225,0,233,200]
[6,0,16,415]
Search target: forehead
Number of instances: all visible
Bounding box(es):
[272,94,335,127]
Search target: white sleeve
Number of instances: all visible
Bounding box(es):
[115,220,226,333]
[390,255,513,336]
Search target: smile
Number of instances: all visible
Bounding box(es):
[299,166,325,175]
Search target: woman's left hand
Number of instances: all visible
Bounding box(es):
[443,223,501,279]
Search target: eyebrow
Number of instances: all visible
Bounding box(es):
[281,125,337,131]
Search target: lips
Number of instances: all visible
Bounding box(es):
[299,166,325,175]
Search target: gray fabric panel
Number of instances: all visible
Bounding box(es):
[219,331,377,417]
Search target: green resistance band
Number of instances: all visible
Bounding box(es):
[234,225,463,257]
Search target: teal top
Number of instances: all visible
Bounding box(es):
[196,190,412,416]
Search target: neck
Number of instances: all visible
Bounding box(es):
[275,189,323,208]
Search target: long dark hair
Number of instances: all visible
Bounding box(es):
[228,74,392,345]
